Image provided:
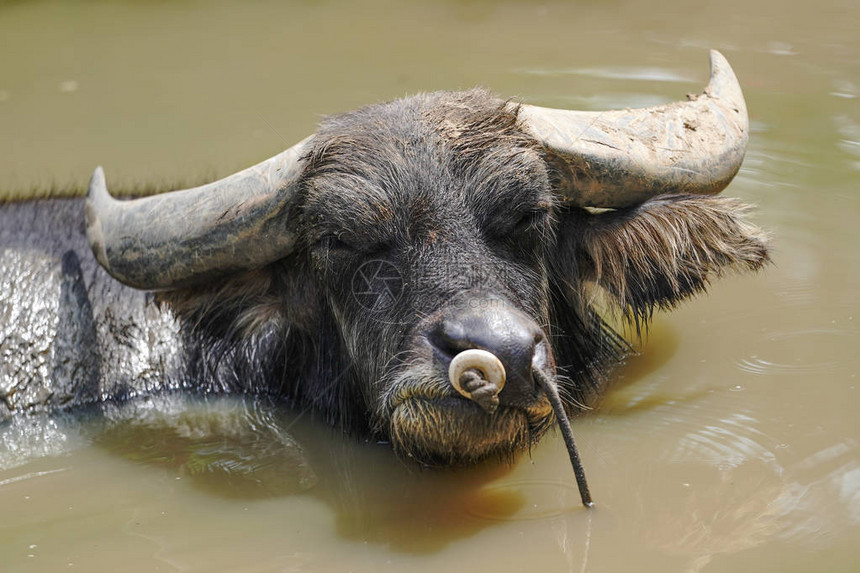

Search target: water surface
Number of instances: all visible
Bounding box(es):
[1,0,858,571]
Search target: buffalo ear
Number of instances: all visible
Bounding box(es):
[553,194,770,332]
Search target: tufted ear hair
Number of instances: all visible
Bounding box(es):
[553,194,770,334]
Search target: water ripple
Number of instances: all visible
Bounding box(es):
[830,78,858,99]
[735,355,840,376]
[517,66,694,83]
[774,284,819,307]
[0,414,87,471]
[0,467,68,487]
[466,479,581,522]
[733,327,854,377]
[774,439,860,542]
[669,411,777,469]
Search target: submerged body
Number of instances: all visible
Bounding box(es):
[1,53,769,466]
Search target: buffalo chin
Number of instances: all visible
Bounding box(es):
[388,397,551,467]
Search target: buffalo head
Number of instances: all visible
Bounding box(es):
[85,52,768,466]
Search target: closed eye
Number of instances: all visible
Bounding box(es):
[314,233,391,259]
[316,233,354,252]
[512,208,552,234]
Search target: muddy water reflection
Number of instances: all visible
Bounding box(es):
[4,396,527,557]
[2,0,859,571]
[100,395,529,552]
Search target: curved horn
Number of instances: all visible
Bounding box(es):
[519,50,748,208]
[86,137,312,290]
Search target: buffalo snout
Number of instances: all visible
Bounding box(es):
[427,292,552,411]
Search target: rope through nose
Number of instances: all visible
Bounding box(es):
[449,349,506,415]
[533,367,594,508]
[458,368,500,414]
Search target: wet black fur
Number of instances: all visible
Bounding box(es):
[160,89,769,463]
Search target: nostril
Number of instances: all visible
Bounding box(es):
[532,339,550,371]
[429,319,471,360]
[426,298,552,407]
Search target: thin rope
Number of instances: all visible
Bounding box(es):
[533,367,593,508]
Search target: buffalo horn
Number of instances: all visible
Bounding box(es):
[518,50,748,208]
[86,137,311,289]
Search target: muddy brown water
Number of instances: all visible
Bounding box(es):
[1,0,858,571]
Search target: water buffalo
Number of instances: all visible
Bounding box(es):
[0,51,768,468]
